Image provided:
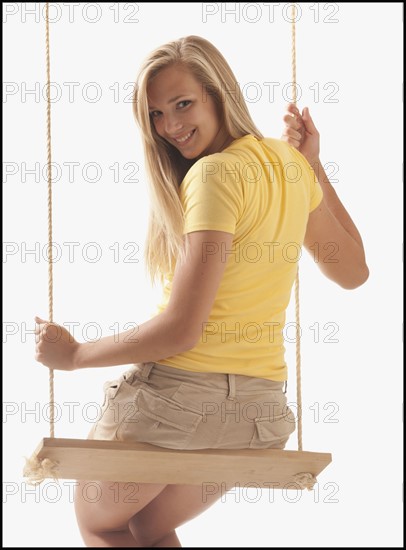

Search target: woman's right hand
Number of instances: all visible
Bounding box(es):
[281,103,320,165]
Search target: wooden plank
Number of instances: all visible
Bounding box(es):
[34,438,332,488]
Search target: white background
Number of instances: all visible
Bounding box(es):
[3,2,403,547]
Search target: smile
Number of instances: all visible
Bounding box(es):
[173,129,196,144]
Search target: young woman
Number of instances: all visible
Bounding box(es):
[35,35,369,547]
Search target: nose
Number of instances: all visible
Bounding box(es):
[164,112,183,136]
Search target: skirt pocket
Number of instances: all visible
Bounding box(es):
[249,405,296,449]
[91,379,127,440]
[116,386,204,449]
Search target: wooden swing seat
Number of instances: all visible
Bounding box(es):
[34,437,332,488]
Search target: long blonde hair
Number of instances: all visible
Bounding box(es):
[132,35,263,286]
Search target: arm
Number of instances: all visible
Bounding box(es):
[77,230,232,368]
[75,309,195,370]
[309,159,367,253]
[282,103,369,289]
[35,230,232,370]
[304,196,369,289]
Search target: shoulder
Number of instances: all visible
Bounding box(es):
[181,150,240,188]
[181,135,259,182]
[181,135,296,187]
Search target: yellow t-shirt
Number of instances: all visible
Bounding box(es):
[153,135,323,381]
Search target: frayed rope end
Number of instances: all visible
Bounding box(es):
[23,454,60,486]
[292,472,317,491]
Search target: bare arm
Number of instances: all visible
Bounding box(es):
[304,191,369,289]
[35,231,233,371]
[75,309,195,369]
[282,104,369,289]
[310,159,366,252]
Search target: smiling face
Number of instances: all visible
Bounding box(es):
[147,64,234,160]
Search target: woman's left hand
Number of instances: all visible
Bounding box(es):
[34,316,80,371]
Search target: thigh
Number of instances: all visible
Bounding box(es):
[129,482,232,547]
[74,479,167,533]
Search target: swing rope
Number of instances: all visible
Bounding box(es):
[24,2,316,491]
[291,3,304,453]
[290,3,315,490]
[45,1,55,440]
[23,2,58,483]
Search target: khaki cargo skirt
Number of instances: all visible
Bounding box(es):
[88,361,296,450]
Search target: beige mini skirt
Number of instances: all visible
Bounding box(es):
[88,361,296,451]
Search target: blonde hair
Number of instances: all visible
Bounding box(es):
[132,35,264,286]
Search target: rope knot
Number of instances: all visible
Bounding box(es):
[292,472,317,491]
[23,454,59,486]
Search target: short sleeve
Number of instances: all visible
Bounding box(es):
[180,156,243,234]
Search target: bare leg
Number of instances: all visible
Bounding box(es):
[74,480,167,547]
[78,529,139,547]
[129,483,230,547]
[75,479,230,547]
[151,530,182,547]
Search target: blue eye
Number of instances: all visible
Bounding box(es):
[149,100,191,119]
[177,100,191,109]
